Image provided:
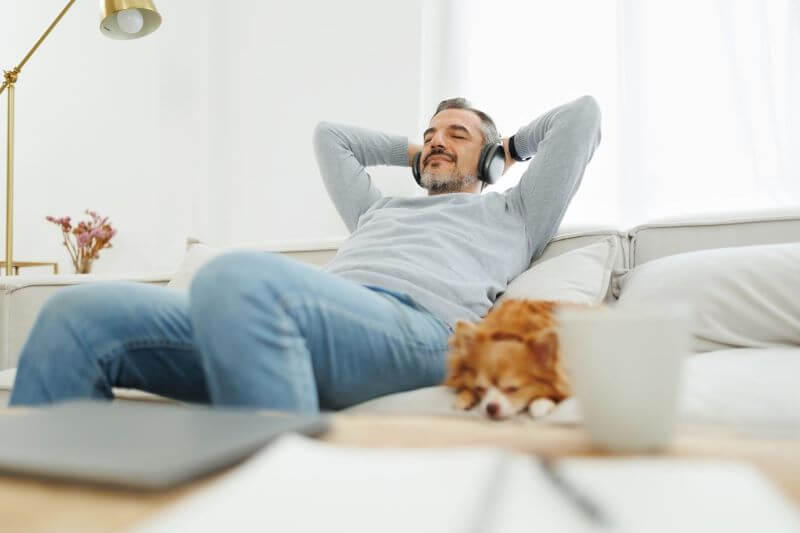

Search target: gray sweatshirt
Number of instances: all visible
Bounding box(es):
[313,95,601,330]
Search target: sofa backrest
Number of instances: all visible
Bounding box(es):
[276,230,631,270]
[282,207,800,274]
[531,227,628,270]
[627,207,800,267]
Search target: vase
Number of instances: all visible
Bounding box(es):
[75,258,93,274]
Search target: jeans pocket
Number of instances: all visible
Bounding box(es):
[364,285,452,345]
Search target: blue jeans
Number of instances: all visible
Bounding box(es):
[9,251,453,411]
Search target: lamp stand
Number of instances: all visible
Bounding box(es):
[1,0,77,276]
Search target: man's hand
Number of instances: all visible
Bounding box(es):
[502,137,515,175]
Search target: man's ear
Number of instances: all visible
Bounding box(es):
[526,331,558,368]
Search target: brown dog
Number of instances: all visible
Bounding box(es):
[443,299,573,420]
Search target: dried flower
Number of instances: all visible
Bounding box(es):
[46,209,117,274]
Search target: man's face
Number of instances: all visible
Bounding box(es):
[421,109,485,195]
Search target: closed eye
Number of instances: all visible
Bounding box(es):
[473,386,486,396]
[503,386,519,394]
[490,331,524,342]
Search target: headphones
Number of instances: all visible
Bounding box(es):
[412,142,506,190]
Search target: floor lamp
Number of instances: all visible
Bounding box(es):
[0,0,161,276]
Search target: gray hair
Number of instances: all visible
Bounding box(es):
[433,97,501,145]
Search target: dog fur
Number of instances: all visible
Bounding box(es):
[443,299,574,420]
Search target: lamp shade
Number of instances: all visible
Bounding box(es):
[99,0,161,40]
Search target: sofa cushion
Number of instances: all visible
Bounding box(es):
[0,368,175,406]
[6,347,799,429]
[496,237,618,306]
[679,347,800,428]
[615,242,800,352]
[345,347,800,428]
[345,385,581,423]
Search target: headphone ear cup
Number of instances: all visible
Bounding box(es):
[477,142,505,185]
[412,151,423,186]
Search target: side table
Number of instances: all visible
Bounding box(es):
[0,261,59,275]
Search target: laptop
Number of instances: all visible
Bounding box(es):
[0,400,329,490]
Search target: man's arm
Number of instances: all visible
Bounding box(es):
[504,95,602,259]
[313,121,409,233]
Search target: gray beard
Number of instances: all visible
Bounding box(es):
[421,169,479,194]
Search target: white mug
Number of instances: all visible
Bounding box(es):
[556,304,691,452]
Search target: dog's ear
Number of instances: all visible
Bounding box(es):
[444,349,475,387]
[449,320,480,351]
[444,356,475,387]
[445,321,481,387]
[526,330,558,369]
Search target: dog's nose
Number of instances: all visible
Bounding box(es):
[486,403,499,417]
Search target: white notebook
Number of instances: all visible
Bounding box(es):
[132,434,800,533]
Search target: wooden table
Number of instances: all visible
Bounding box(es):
[0,412,798,532]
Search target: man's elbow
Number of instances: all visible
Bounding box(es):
[313,120,345,158]
[313,120,334,145]
[575,95,602,128]
[572,95,602,147]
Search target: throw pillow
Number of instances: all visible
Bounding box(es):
[166,243,224,291]
[167,241,324,291]
[615,242,800,352]
[495,236,618,306]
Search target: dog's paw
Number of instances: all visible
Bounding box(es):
[528,398,556,418]
[452,389,478,411]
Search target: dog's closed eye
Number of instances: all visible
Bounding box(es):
[490,331,524,342]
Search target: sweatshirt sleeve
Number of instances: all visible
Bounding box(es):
[313,121,409,233]
[504,95,602,259]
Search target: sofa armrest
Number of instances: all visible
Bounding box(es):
[0,368,175,407]
[0,273,172,370]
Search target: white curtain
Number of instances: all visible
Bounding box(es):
[427,0,800,228]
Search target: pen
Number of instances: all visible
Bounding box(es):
[537,456,612,528]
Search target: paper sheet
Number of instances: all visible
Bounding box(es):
[132,434,800,533]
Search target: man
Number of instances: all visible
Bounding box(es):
[10,95,601,411]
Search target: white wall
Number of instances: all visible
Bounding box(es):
[0,0,207,275]
[1,0,424,275]
[197,0,424,247]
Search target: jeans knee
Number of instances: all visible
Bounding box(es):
[190,250,308,309]
[19,284,109,369]
[39,283,108,325]
[28,282,154,357]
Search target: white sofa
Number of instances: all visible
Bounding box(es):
[1,208,799,429]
